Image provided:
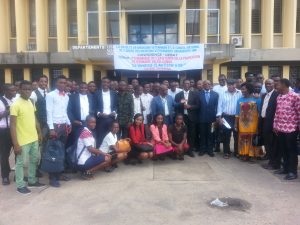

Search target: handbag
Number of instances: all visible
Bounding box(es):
[252,134,263,147]
[154,143,173,155]
[134,143,154,153]
[41,139,65,173]
[116,138,131,153]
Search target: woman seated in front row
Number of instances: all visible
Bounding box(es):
[77,116,111,179]
[150,114,173,160]
[129,113,154,163]
[168,114,189,160]
[100,121,128,172]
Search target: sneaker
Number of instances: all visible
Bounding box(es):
[28,182,46,188]
[17,187,31,195]
[49,179,61,188]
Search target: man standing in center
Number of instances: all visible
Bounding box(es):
[95,77,118,147]
[175,79,199,158]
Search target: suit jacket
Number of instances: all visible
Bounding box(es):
[198,90,219,123]
[174,90,199,122]
[95,89,118,115]
[260,90,279,133]
[151,95,175,121]
[67,93,95,124]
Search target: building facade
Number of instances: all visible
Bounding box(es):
[0,0,300,85]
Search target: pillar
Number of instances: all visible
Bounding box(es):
[212,63,220,84]
[282,0,297,48]
[221,66,227,76]
[43,68,50,86]
[24,68,31,81]
[202,69,207,80]
[4,68,12,83]
[220,0,230,44]
[57,0,68,51]
[15,0,29,52]
[36,0,48,52]
[262,65,269,78]
[0,0,10,53]
[282,65,290,79]
[179,0,186,44]
[200,0,208,43]
[241,66,248,81]
[119,3,127,44]
[98,0,107,44]
[84,64,94,82]
[77,0,87,45]
[100,69,107,78]
[241,0,251,48]
[261,0,274,49]
[63,68,69,78]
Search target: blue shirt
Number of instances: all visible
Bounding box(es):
[236,97,261,115]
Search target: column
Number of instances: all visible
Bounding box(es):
[261,0,274,49]
[262,65,269,78]
[100,69,107,78]
[241,0,251,48]
[179,0,186,44]
[202,69,207,80]
[77,0,87,45]
[98,0,107,44]
[24,68,31,81]
[212,63,220,84]
[63,68,69,78]
[83,64,94,82]
[282,65,290,79]
[0,0,10,53]
[57,0,68,51]
[15,0,29,52]
[221,66,227,76]
[36,0,48,52]
[200,0,208,43]
[4,68,12,83]
[241,66,248,81]
[43,68,50,86]
[119,3,127,44]
[282,0,297,48]
[220,0,230,44]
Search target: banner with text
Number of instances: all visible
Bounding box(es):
[113,44,204,71]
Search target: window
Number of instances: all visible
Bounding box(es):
[208,0,220,35]
[128,14,178,44]
[107,0,120,44]
[12,69,23,83]
[252,0,261,33]
[68,0,77,37]
[186,0,200,40]
[10,0,16,37]
[88,12,99,37]
[87,0,98,11]
[273,0,282,33]
[69,68,83,83]
[31,68,43,82]
[269,66,282,78]
[248,66,262,75]
[29,0,36,37]
[0,69,4,88]
[230,0,240,34]
[48,0,57,37]
[297,0,300,33]
[290,66,300,84]
[227,67,241,79]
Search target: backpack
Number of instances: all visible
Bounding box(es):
[41,139,65,173]
[66,141,86,172]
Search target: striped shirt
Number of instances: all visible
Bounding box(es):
[217,89,242,116]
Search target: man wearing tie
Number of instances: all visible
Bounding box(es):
[198,80,219,157]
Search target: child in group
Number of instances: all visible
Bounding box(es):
[77,116,111,179]
[129,113,154,163]
[168,114,189,160]
[150,114,173,160]
[100,121,127,172]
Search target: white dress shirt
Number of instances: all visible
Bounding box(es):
[213,84,227,96]
[217,89,242,116]
[0,96,14,128]
[133,94,142,116]
[79,94,89,121]
[30,87,48,103]
[168,88,182,100]
[261,89,274,118]
[102,90,111,115]
[141,93,153,124]
[46,89,70,129]
[161,96,169,116]
[183,90,189,115]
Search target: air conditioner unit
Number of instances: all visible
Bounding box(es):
[231,36,243,47]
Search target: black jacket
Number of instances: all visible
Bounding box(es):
[260,90,279,133]
[174,90,199,122]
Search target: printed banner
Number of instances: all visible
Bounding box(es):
[113,44,204,71]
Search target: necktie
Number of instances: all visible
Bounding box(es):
[43,90,46,98]
[205,91,210,103]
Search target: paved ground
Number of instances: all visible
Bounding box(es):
[0,154,300,225]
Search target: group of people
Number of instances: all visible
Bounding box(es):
[0,71,299,195]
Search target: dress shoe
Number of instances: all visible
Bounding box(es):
[49,179,61,188]
[2,177,10,185]
[187,151,195,158]
[273,168,288,175]
[262,164,278,170]
[208,153,215,157]
[284,173,298,180]
[198,152,205,156]
[59,174,71,181]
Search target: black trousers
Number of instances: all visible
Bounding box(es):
[199,122,213,154]
[222,115,238,155]
[96,116,114,148]
[183,115,196,150]
[119,124,129,139]
[0,128,12,179]
[278,131,298,174]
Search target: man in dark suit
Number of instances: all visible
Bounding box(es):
[151,84,175,125]
[198,80,219,157]
[67,82,95,147]
[95,77,118,147]
[175,79,199,157]
[260,79,280,170]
